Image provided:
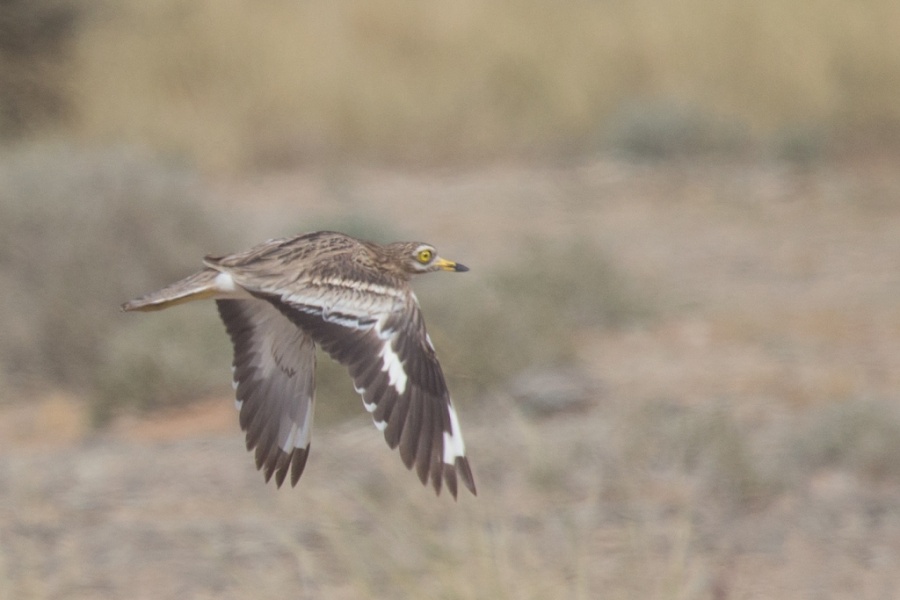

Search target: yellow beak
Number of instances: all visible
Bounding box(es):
[436,258,469,272]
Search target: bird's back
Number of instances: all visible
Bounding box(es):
[205,231,409,293]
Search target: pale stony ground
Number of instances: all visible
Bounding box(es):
[3,157,900,599]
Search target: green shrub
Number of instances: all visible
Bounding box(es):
[605,99,752,159]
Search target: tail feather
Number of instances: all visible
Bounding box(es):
[121,269,222,312]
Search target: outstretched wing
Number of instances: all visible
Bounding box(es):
[216,298,316,488]
[264,287,476,499]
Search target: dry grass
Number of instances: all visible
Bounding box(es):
[63,0,900,170]
[3,392,900,599]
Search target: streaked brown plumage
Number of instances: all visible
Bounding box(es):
[122,231,476,498]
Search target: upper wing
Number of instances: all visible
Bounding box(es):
[265,287,476,499]
[216,298,316,488]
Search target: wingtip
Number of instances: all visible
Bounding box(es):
[456,457,477,497]
[445,466,458,499]
[434,456,476,500]
[290,445,311,487]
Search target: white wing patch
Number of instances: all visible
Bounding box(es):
[442,402,467,465]
[231,367,242,408]
[358,381,386,430]
[280,403,314,452]
[214,271,238,292]
[378,341,408,395]
[308,276,404,300]
[280,278,400,329]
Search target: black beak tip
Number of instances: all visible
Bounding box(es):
[454,263,469,272]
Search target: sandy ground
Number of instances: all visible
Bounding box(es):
[3,156,900,599]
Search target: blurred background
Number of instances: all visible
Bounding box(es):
[2,1,900,598]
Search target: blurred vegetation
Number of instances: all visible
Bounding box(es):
[606,100,752,160]
[422,240,650,401]
[0,144,235,422]
[789,398,900,483]
[0,0,897,169]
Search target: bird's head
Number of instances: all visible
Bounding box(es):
[383,242,469,276]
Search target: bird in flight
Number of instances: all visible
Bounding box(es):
[122,231,476,498]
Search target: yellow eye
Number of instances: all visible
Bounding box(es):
[417,249,433,264]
